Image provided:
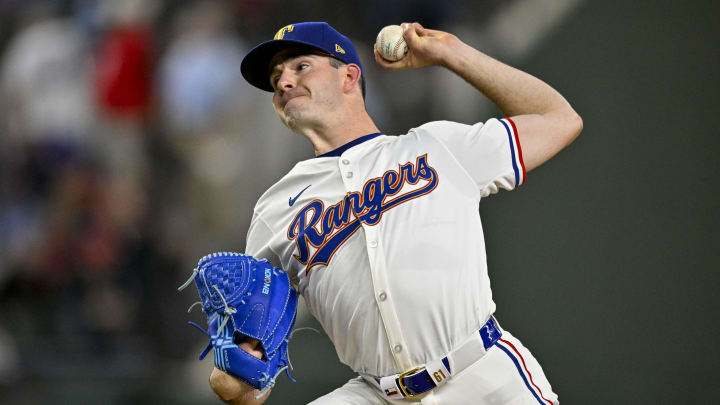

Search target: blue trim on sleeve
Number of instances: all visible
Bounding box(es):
[498,119,520,187]
[316,133,383,158]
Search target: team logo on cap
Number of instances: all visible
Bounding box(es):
[274,25,294,40]
[335,44,346,54]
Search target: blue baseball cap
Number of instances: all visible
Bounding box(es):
[241,22,363,92]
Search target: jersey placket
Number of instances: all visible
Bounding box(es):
[339,150,413,373]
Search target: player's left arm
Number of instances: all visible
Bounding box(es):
[210,350,269,405]
[375,23,583,172]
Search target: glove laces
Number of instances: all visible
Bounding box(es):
[250,326,318,399]
[284,327,320,373]
[212,285,237,333]
[187,314,217,360]
[177,267,198,291]
[255,365,289,399]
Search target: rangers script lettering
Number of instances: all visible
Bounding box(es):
[287,154,439,273]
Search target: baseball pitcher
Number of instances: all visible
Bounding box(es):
[181,21,582,405]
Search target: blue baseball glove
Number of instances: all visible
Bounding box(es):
[179,252,298,393]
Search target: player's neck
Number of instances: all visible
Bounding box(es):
[302,112,380,156]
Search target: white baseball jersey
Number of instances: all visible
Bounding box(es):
[245,117,526,377]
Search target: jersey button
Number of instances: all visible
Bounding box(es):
[346,172,353,178]
[378,291,387,301]
[342,159,350,165]
[394,344,403,353]
[369,240,377,248]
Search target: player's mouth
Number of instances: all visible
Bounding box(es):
[281,90,309,109]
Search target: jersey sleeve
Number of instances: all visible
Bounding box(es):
[419,118,526,197]
[245,212,281,267]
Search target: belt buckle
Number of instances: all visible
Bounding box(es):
[397,366,426,398]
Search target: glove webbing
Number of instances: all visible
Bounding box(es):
[178,258,298,395]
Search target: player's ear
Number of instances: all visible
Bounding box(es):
[342,64,362,94]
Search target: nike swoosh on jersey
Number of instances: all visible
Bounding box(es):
[289,184,312,206]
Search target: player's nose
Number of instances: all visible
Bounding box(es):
[276,70,296,92]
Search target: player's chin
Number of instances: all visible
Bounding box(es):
[278,112,298,129]
[280,109,309,130]
[283,98,310,118]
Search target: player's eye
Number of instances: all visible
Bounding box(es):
[297,62,310,71]
[270,71,283,87]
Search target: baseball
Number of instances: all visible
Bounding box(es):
[375,25,408,62]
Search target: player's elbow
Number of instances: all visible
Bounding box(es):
[572,110,583,139]
[561,108,583,147]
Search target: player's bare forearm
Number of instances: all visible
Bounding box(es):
[443,42,568,116]
[373,23,566,113]
[210,368,271,405]
[376,22,583,172]
[443,37,582,170]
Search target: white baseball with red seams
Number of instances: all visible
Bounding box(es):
[244,118,558,404]
[375,25,409,62]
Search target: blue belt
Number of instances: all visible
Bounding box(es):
[375,316,502,399]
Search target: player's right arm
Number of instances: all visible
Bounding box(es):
[375,22,583,173]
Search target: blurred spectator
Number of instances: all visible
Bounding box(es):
[90,0,159,242]
[1,4,93,143]
[94,20,153,119]
[156,0,262,253]
[159,0,248,135]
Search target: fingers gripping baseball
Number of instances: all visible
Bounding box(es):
[374,22,458,70]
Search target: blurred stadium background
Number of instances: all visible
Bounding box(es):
[0,0,717,404]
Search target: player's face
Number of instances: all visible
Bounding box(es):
[269,52,345,129]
